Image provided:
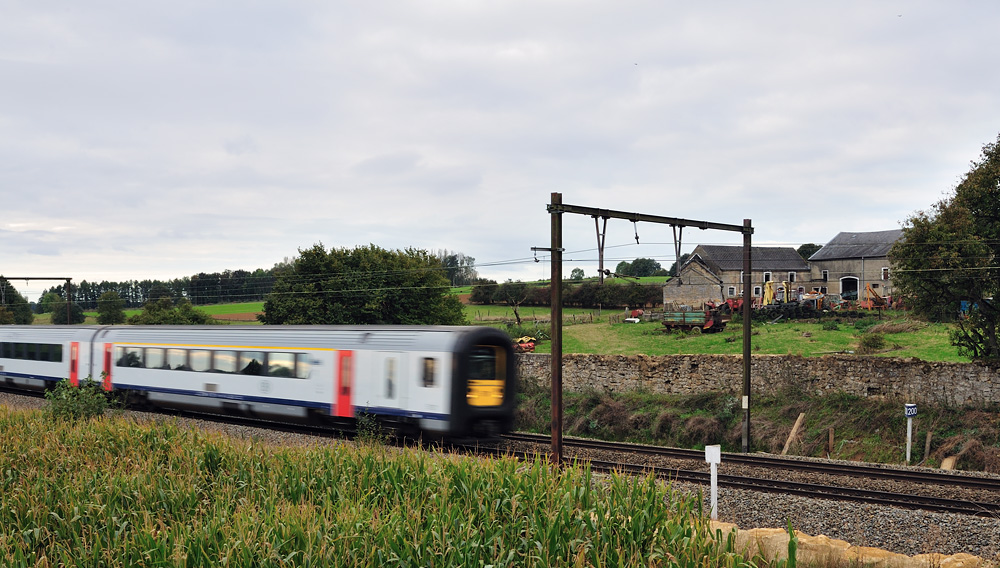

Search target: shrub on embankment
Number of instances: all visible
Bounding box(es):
[1,407,783,567]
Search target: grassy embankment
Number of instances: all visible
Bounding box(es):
[0,407,779,567]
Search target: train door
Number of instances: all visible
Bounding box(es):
[69,342,80,386]
[373,352,408,412]
[333,350,354,418]
[102,343,113,391]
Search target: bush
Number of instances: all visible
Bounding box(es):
[857,332,887,353]
[821,320,840,331]
[45,376,111,421]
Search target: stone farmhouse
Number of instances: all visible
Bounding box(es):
[662,229,903,308]
[806,229,903,301]
[662,244,809,308]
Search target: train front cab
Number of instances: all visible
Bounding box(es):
[447,328,517,439]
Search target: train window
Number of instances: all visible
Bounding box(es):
[51,344,62,363]
[190,350,211,372]
[15,343,28,359]
[38,344,52,362]
[167,349,188,370]
[385,358,396,399]
[24,344,38,361]
[295,354,311,379]
[0,342,9,358]
[239,352,265,375]
[145,348,166,370]
[468,346,501,381]
[267,353,295,377]
[422,357,436,388]
[213,351,237,374]
[117,347,143,367]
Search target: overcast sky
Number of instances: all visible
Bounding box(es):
[3,2,999,301]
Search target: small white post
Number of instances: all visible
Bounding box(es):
[705,444,722,520]
[904,404,917,464]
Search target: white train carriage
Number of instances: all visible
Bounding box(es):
[0,326,98,390]
[0,325,516,438]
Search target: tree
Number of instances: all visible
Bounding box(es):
[796,243,822,261]
[890,133,1000,360]
[38,292,63,314]
[96,291,127,325]
[614,260,633,276]
[614,258,662,278]
[435,250,479,286]
[49,299,86,325]
[495,281,529,326]
[260,244,466,325]
[469,279,499,304]
[0,278,35,324]
[570,268,585,281]
[148,285,173,303]
[127,298,214,325]
[630,258,662,277]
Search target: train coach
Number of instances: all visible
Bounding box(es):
[0,325,516,439]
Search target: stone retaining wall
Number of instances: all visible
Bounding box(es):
[517,353,1000,405]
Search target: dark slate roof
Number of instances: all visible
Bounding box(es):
[690,245,809,272]
[808,230,903,261]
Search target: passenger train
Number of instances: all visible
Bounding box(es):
[0,325,516,439]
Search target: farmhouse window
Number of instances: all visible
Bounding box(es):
[763,272,772,282]
[821,270,828,282]
[788,272,796,283]
[882,267,889,280]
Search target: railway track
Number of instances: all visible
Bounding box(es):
[496,432,1000,517]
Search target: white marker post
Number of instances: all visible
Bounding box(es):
[904,404,917,463]
[705,444,722,520]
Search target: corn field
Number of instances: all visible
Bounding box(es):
[0,408,774,567]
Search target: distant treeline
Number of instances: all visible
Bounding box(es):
[39,268,279,310]
[37,250,477,311]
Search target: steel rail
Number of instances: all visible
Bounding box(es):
[502,432,1000,492]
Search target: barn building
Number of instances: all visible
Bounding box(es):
[806,229,903,300]
[662,245,809,308]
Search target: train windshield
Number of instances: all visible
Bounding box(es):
[468,346,502,380]
[466,345,506,408]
